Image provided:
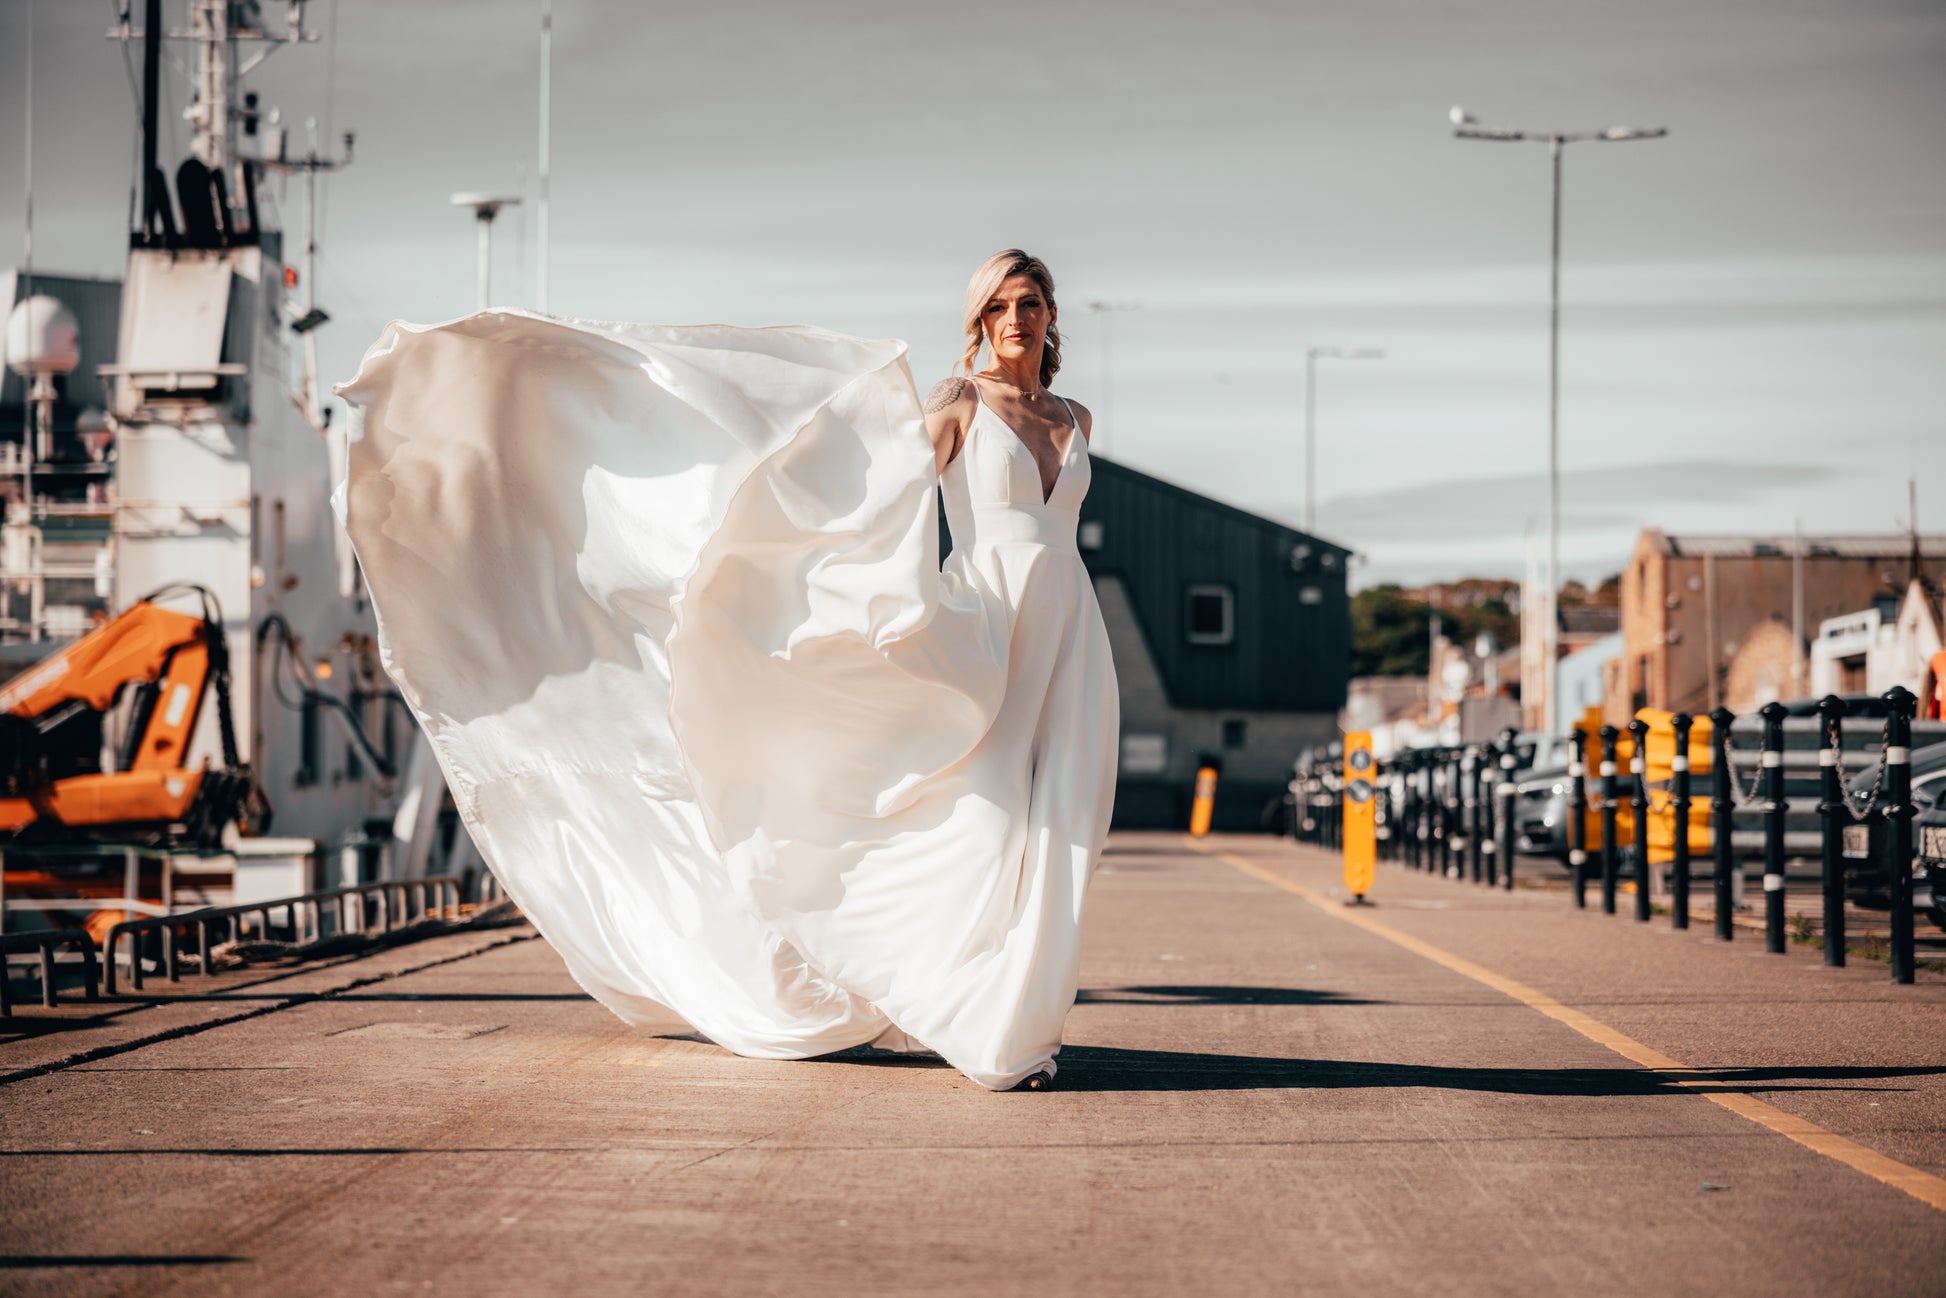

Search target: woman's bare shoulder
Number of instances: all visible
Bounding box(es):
[924,375,977,417]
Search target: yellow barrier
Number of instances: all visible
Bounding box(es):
[1573,708,1713,863]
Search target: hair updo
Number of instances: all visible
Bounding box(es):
[958,249,1061,389]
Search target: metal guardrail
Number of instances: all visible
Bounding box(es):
[103,875,463,995]
[1320,689,1933,985]
[1,928,102,1016]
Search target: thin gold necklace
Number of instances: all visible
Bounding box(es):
[980,373,1041,400]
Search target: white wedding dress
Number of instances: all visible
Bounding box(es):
[334,310,1119,1090]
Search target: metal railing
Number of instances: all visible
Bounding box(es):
[1305,688,1933,985]
[103,875,463,995]
[1,928,102,1016]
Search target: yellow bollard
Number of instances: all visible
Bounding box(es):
[1342,731,1377,901]
[1189,761,1219,837]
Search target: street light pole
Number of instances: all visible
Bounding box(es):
[451,193,523,311]
[537,0,553,314]
[1450,107,1668,734]
[1549,134,1562,734]
[1304,346,1384,534]
[1305,349,1316,531]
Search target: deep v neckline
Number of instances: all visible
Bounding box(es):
[970,380,1080,505]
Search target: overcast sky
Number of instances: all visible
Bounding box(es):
[4,0,1942,587]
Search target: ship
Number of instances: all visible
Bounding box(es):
[0,0,470,941]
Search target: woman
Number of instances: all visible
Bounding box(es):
[333,249,1118,1091]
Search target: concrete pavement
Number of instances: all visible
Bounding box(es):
[2,832,1942,1296]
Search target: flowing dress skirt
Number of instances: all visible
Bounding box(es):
[333,311,1119,1090]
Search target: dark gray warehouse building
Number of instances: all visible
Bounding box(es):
[946,454,1352,832]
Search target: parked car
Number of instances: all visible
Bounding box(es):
[1840,740,1946,907]
[1509,731,1571,777]
[1511,766,1572,857]
[1913,798,1946,932]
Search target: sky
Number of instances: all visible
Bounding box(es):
[3,0,1942,588]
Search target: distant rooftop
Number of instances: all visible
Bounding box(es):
[1559,606,1621,635]
[1643,530,1946,560]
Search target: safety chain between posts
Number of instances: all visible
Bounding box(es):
[1720,734,1777,812]
[1829,714,1890,822]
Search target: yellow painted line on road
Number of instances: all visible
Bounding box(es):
[1202,844,1946,1216]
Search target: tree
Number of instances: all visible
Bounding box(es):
[1351,582,1522,678]
[1352,585,1437,677]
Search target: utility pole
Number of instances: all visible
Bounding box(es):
[1086,300,1140,456]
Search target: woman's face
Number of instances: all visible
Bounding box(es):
[983,273,1055,369]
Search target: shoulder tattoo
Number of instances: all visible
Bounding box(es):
[924,377,969,415]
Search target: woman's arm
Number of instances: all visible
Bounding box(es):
[922,377,975,476]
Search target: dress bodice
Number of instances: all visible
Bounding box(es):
[939,390,1090,551]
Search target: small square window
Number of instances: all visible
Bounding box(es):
[1221,719,1247,749]
[1186,584,1233,645]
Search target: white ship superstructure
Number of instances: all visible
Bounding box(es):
[1,0,454,901]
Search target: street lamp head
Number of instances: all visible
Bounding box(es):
[1449,105,1475,127]
[1598,126,1670,141]
[451,192,523,221]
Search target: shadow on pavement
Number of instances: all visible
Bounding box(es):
[0,1148,580,1159]
[1077,986,1381,1006]
[0,1255,246,1268]
[1050,1048,1946,1095]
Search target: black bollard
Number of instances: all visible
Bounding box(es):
[1421,754,1437,869]
[1567,727,1589,909]
[1671,712,1693,931]
[1816,695,1848,967]
[1446,749,1465,879]
[1411,752,1427,870]
[1416,751,1432,871]
[1384,767,1400,862]
[1434,751,1451,878]
[1598,724,1620,915]
[1378,766,1394,862]
[1884,685,1918,984]
[1404,753,1419,869]
[1326,757,1338,847]
[1709,707,1736,941]
[1497,727,1519,892]
[1393,767,1407,863]
[1480,741,1498,886]
[1629,717,1653,922]
[1468,746,1486,884]
[1760,701,1789,955]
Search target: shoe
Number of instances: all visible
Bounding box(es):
[1017,1070,1054,1092]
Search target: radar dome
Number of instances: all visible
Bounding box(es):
[4,295,81,378]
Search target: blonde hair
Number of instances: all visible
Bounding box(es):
[958,249,1062,388]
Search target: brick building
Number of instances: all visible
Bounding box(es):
[1604,529,1946,723]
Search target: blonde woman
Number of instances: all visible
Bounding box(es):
[335,249,1119,1092]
